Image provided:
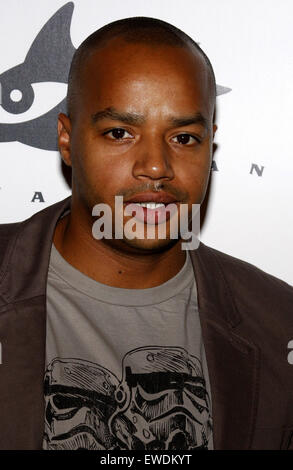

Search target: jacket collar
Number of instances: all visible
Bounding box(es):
[0,197,260,449]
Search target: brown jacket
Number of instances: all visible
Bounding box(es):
[0,196,292,450]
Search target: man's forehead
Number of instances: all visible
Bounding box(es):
[75,38,215,118]
[67,22,216,119]
[84,37,208,74]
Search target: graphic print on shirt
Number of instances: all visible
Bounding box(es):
[43,346,212,450]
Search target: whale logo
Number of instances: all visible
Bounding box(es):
[0,3,230,151]
[0,2,75,151]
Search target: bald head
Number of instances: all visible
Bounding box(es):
[66,16,216,119]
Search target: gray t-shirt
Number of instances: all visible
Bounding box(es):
[43,244,213,450]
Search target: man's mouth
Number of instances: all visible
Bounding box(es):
[123,192,179,225]
[131,202,166,209]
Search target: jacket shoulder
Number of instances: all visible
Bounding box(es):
[0,197,71,279]
[200,243,293,306]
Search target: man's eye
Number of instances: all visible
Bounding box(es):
[103,128,133,140]
[172,134,198,145]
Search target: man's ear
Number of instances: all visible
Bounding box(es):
[58,113,72,166]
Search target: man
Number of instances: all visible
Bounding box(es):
[0,17,292,451]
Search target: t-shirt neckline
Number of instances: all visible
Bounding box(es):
[49,243,194,307]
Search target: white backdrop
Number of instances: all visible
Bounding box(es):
[0,0,292,285]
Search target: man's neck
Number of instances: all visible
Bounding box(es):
[53,211,186,289]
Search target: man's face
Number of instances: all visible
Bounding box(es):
[60,38,216,253]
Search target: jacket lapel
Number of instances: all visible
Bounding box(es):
[190,246,260,449]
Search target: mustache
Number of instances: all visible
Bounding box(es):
[116,182,188,202]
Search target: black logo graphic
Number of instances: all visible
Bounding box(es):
[44,346,213,450]
[0,2,75,151]
[0,2,230,152]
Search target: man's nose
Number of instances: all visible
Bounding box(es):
[132,135,175,181]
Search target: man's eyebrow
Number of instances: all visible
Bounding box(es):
[91,107,145,125]
[91,107,209,130]
[169,112,209,130]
